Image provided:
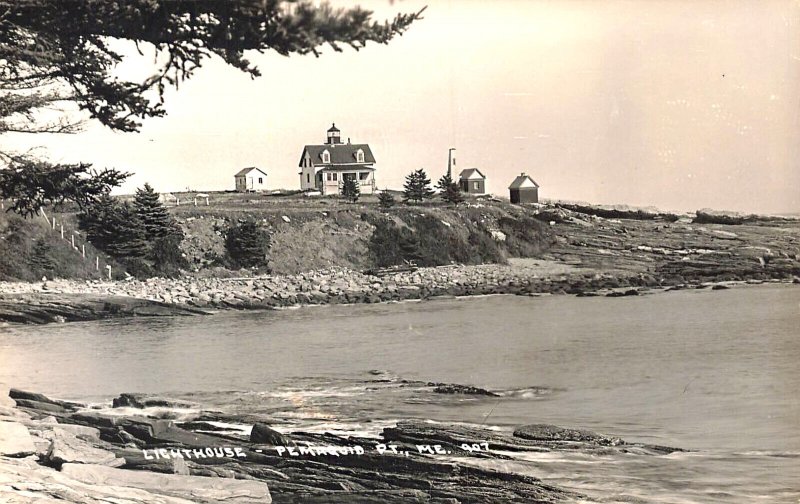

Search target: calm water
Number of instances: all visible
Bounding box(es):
[1,285,798,503]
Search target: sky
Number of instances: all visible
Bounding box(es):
[5,0,800,213]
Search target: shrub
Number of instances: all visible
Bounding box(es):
[497,216,548,257]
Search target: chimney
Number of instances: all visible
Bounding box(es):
[521,172,526,176]
[348,137,351,144]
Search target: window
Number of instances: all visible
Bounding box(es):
[333,173,338,181]
[306,174,310,183]
[326,172,332,181]
[356,149,364,163]
[322,150,330,163]
[259,177,263,184]
[359,172,369,180]
[473,181,479,190]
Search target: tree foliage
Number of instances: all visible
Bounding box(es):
[79,194,149,259]
[0,155,129,217]
[341,176,360,203]
[0,0,424,137]
[223,219,271,269]
[403,168,434,204]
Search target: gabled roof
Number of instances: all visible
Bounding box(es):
[300,144,376,166]
[235,166,268,177]
[459,168,486,180]
[508,173,539,189]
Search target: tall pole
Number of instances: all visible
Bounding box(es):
[447,148,456,179]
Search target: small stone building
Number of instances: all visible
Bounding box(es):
[458,168,486,194]
[508,173,539,204]
[234,167,268,192]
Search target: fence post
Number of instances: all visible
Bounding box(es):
[96,257,99,271]
[60,224,64,240]
[52,218,56,230]
[71,234,75,248]
[106,265,112,280]
[82,244,86,258]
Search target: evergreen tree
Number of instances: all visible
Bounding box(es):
[436,173,454,192]
[105,203,149,259]
[403,169,434,204]
[223,219,271,269]
[341,176,360,203]
[133,183,173,240]
[378,190,396,210]
[29,239,55,272]
[79,195,148,259]
[437,173,464,205]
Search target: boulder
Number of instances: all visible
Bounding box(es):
[0,421,36,457]
[61,463,272,503]
[250,422,290,446]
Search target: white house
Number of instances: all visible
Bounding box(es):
[298,123,377,195]
[234,167,268,192]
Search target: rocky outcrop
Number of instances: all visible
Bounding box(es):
[60,463,272,503]
[0,293,209,324]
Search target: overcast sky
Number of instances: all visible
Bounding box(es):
[6,0,800,213]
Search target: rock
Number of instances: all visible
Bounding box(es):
[513,424,622,445]
[0,421,36,456]
[112,393,194,410]
[0,385,14,408]
[0,456,195,504]
[61,463,272,503]
[250,422,290,446]
[428,383,499,396]
[46,428,123,467]
[9,388,81,410]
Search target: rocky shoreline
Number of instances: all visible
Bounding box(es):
[0,386,686,503]
[0,259,797,324]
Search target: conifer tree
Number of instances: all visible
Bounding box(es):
[341,176,360,203]
[133,183,173,240]
[378,190,396,210]
[29,239,55,273]
[223,219,271,269]
[437,173,464,205]
[105,203,149,259]
[403,169,434,204]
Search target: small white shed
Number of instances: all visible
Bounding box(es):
[234,167,268,192]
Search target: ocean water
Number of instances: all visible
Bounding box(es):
[1,285,798,503]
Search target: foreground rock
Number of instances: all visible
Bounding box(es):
[3,388,693,503]
[61,463,271,503]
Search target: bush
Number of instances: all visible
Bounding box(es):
[151,233,188,277]
[222,219,271,269]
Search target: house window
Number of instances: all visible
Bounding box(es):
[322,151,330,163]
[306,174,310,183]
[356,150,364,163]
[326,172,332,181]
[259,177,263,184]
[473,181,479,190]
[332,173,338,181]
[359,172,369,180]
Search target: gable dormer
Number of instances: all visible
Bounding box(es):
[321,149,330,164]
[355,148,365,163]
